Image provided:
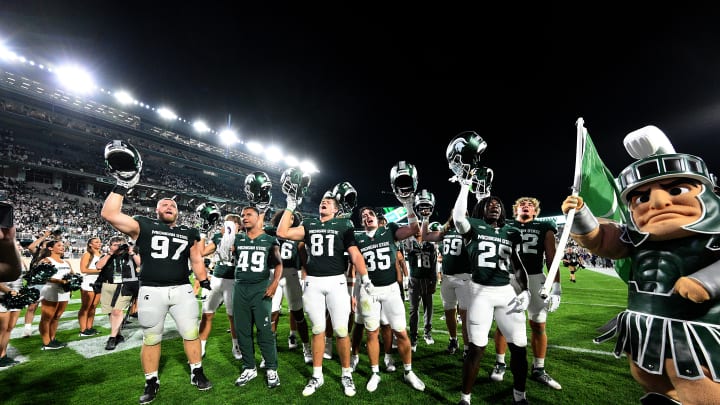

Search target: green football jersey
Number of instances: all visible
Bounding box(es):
[133,216,201,287]
[439,228,471,276]
[302,217,357,277]
[355,223,401,287]
[233,232,280,283]
[265,225,302,269]
[406,239,438,279]
[507,218,557,275]
[465,217,522,286]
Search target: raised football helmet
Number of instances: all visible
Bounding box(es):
[414,189,435,218]
[244,171,273,209]
[281,167,311,200]
[104,140,142,188]
[472,167,494,201]
[390,161,418,201]
[332,181,357,214]
[429,221,443,232]
[196,202,222,228]
[446,131,487,179]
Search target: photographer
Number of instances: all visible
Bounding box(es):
[95,236,140,350]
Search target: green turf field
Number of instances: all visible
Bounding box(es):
[1,267,645,404]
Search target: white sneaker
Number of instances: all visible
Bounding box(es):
[22,324,32,338]
[288,334,298,350]
[366,373,381,392]
[424,333,434,345]
[266,369,280,388]
[384,356,396,372]
[323,339,332,360]
[235,368,258,387]
[490,362,506,382]
[404,370,426,391]
[341,375,356,397]
[232,345,242,360]
[302,376,324,396]
[303,345,313,364]
[350,355,359,371]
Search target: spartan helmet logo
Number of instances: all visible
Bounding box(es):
[446,131,487,179]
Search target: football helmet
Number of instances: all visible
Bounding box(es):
[104,140,142,187]
[281,167,311,199]
[429,221,443,232]
[244,171,273,209]
[414,189,435,219]
[446,131,487,179]
[472,167,494,201]
[390,161,418,201]
[332,181,357,214]
[196,202,222,227]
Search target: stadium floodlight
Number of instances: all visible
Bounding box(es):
[0,43,15,61]
[219,128,238,145]
[284,155,299,167]
[157,107,177,120]
[114,90,134,105]
[246,141,264,154]
[300,160,319,174]
[264,145,282,163]
[55,64,96,94]
[193,120,210,133]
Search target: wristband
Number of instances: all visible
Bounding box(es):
[112,186,129,196]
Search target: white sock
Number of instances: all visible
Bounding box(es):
[496,353,506,364]
[404,363,412,372]
[460,392,471,403]
[145,371,159,382]
[189,362,202,371]
[513,389,526,402]
[232,338,239,348]
[341,367,353,377]
[201,340,207,354]
[371,364,380,373]
[312,367,323,379]
[534,357,545,369]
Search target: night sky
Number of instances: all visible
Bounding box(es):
[3,3,720,219]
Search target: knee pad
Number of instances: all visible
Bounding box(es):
[311,324,325,335]
[334,326,348,338]
[143,332,163,346]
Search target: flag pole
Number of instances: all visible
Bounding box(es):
[540,117,586,298]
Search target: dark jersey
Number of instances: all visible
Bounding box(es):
[406,239,438,279]
[464,218,522,286]
[355,223,401,287]
[133,216,200,287]
[233,232,280,283]
[302,217,357,277]
[439,228,471,276]
[265,226,302,269]
[507,219,557,275]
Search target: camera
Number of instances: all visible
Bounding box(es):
[51,227,65,237]
[115,243,130,256]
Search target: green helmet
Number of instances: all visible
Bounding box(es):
[446,131,487,179]
[195,202,222,226]
[429,221,443,232]
[414,189,435,217]
[281,167,311,199]
[332,181,357,214]
[389,161,418,200]
[244,171,272,209]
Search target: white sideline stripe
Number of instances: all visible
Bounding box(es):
[549,344,625,357]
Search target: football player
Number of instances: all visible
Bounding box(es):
[491,197,562,390]
[276,168,374,398]
[101,140,212,404]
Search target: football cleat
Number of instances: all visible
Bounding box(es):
[341,375,356,397]
[366,373,381,392]
[266,369,280,389]
[490,362,506,382]
[531,367,562,390]
[404,371,425,391]
[139,377,159,404]
[190,367,212,390]
[302,376,324,396]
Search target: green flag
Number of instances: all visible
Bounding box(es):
[578,131,631,282]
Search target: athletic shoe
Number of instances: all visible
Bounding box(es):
[446,338,459,354]
[410,338,418,353]
[531,367,562,390]
[462,349,469,361]
[424,333,434,345]
[22,324,32,338]
[341,375,356,397]
[0,356,19,367]
[350,354,359,372]
[259,357,266,369]
[512,399,529,405]
[303,345,313,364]
[79,329,95,337]
[384,356,396,372]
[41,339,66,350]
[490,362,506,381]
[458,401,470,405]
[366,373,381,392]
[404,370,425,391]
[234,368,258,387]
[266,369,280,388]
[232,344,243,360]
[302,376,324,396]
[191,367,212,390]
[139,377,159,404]
[288,334,298,350]
[323,339,332,359]
[105,336,118,351]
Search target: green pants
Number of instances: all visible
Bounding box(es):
[232,280,277,370]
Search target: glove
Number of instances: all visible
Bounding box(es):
[361,274,376,296]
[561,195,584,215]
[197,278,212,301]
[114,171,140,190]
[286,195,302,212]
[544,282,562,312]
[507,290,530,314]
